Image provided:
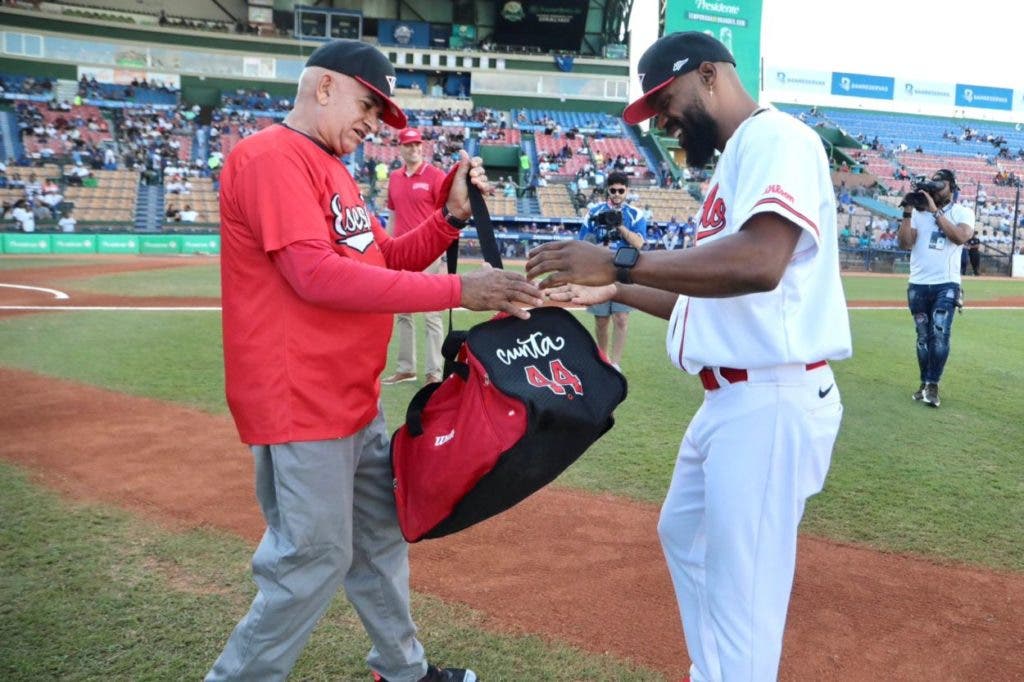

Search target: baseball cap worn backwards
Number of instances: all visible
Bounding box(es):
[622,31,736,125]
[305,39,408,129]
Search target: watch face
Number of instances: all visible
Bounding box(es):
[613,247,639,267]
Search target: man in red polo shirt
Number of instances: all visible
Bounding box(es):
[382,128,447,385]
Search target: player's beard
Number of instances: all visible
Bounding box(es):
[672,100,719,169]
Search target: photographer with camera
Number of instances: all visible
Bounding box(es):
[576,171,647,369]
[897,168,975,408]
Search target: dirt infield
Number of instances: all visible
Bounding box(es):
[2,257,1023,680]
[1,366,1022,681]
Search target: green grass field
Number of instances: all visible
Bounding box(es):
[1,259,1022,679]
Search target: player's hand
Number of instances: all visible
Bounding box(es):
[445,151,491,222]
[544,283,617,307]
[525,240,616,288]
[460,264,544,320]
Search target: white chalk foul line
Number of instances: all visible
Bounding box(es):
[0,283,70,300]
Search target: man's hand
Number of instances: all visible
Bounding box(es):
[525,240,616,288]
[920,191,938,213]
[445,151,491,221]
[543,283,617,306]
[460,264,544,320]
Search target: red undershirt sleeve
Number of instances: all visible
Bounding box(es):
[271,239,463,313]
[375,208,461,272]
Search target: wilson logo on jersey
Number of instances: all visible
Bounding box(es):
[330,194,374,253]
[697,183,726,241]
[763,184,795,203]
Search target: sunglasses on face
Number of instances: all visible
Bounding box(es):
[607,187,626,194]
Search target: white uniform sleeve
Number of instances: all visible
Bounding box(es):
[729,116,827,250]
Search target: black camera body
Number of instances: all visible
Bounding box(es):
[588,208,623,244]
[901,177,945,210]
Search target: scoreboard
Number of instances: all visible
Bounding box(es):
[293,5,362,41]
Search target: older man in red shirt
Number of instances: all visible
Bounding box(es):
[382,128,448,385]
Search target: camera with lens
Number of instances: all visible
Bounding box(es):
[900,176,945,210]
[588,208,623,244]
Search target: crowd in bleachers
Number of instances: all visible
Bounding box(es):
[4,64,1024,264]
[0,74,54,98]
[117,105,203,184]
[221,89,292,114]
[77,74,179,107]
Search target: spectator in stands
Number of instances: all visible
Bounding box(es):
[381,127,448,387]
[662,215,682,250]
[31,199,51,224]
[166,203,180,222]
[898,169,974,408]
[11,199,35,233]
[24,172,41,198]
[179,204,198,222]
[575,171,647,370]
[502,177,518,198]
[58,208,76,233]
[39,183,63,218]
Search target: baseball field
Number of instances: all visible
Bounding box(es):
[1,254,1022,681]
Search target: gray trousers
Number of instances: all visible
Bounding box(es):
[206,411,427,682]
[395,258,445,376]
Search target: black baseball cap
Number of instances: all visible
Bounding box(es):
[305,39,408,129]
[933,168,958,191]
[622,31,736,125]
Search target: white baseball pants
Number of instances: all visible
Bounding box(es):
[658,363,843,682]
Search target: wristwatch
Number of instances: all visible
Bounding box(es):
[612,246,640,284]
[441,205,469,229]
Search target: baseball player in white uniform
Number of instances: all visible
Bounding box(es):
[526,32,852,681]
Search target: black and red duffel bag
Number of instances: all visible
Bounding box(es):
[390,186,627,542]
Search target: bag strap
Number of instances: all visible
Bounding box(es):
[407,181,499,435]
[444,180,502,332]
[469,181,503,269]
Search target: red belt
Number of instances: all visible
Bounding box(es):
[699,360,827,390]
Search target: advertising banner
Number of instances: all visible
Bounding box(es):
[2,234,50,254]
[894,79,955,106]
[51,235,98,254]
[665,0,764,98]
[830,72,895,100]
[139,235,182,255]
[97,234,140,254]
[181,235,221,255]
[765,66,829,96]
[377,20,432,48]
[955,84,1013,111]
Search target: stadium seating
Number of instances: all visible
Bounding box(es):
[537,185,579,219]
[63,169,139,222]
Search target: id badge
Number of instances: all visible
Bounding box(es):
[928,229,946,250]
